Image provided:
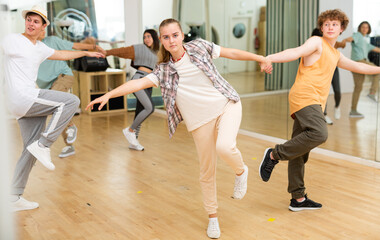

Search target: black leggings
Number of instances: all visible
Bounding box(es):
[324,67,341,115]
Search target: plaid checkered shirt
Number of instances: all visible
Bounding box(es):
[151,38,240,138]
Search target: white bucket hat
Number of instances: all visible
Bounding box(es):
[22,5,50,26]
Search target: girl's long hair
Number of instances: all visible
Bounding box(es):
[144,29,160,53]
[158,18,183,64]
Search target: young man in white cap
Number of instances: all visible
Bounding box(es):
[1,5,104,211]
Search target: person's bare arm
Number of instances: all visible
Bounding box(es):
[48,50,104,61]
[72,42,104,53]
[219,47,272,73]
[86,77,155,111]
[105,46,135,59]
[335,40,346,49]
[220,47,266,62]
[266,36,321,63]
[344,37,354,42]
[371,47,380,53]
[344,35,380,53]
[338,54,380,74]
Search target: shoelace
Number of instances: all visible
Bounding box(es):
[234,175,244,191]
[61,146,72,152]
[67,128,75,137]
[126,130,137,138]
[264,159,278,172]
[208,221,219,232]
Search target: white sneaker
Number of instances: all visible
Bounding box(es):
[334,107,341,119]
[367,93,378,102]
[12,197,39,212]
[66,125,78,144]
[324,115,333,125]
[349,110,364,118]
[129,144,144,151]
[232,165,248,199]
[59,146,75,158]
[27,141,55,170]
[122,127,139,146]
[207,218,221,239]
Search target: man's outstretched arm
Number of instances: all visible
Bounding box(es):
[338,54,380,74]
[48,50,104,61]
[266,36,321,63]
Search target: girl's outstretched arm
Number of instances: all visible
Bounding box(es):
[85,77,155,111]
[105,46,135,59]
[219,47,272,73]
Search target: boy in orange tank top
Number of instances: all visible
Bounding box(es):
[259,9,380,211]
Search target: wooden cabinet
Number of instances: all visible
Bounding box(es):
[77,69,126,114]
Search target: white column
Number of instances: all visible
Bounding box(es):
[124,0,142,46]
[0,4,15,240]
[123,0,142,77]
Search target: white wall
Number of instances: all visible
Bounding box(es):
[1,3,16,240]
[4,4,32,34]
[319,0,354,94]
[124,0,142,45]
[142,0,173,30]
[353,0,380,36]
[177,0,205,34]
[3,0,49,10]
[95,0,125,41]
[0,1,49,34]
[123,0,142,76]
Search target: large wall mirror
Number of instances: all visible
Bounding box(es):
[49,0,126,69]
[318,0,380,161]
[45,0,380,162]
[172,0,293,141]
[173,0,380,162]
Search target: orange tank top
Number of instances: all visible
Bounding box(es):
[289,37,340,116]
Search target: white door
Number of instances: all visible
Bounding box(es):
[228,17,250,73]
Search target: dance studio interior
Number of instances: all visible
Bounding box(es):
[1,0,380,239]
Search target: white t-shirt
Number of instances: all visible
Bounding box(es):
[148,50,228,132]
[2,33,55,118]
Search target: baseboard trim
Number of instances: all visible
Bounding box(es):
[238,129,380,169]
[153,108,380,168]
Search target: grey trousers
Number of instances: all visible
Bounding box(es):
[272,105,328,199]
[11,89,80,195]
[351,60,380,111]
[50,74,75,146]
[130,70,155,137]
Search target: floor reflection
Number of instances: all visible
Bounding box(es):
[223,71,265,94]
[228,71,379,161]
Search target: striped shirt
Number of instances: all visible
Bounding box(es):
[148,38,240,138]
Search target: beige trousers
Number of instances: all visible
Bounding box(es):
[51,74,75,145]
[351,59,380,111]
[191,101,245,214]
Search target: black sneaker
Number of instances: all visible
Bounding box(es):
[288,194,322,212]
[259,148,279,182]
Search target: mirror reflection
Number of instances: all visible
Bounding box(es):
[175,0,380,162]
[44,0,380,162]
